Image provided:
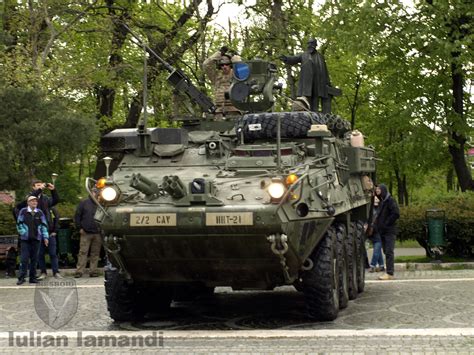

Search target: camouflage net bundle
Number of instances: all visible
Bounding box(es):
[236,111,352,141]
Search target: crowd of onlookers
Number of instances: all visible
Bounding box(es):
[11,178,101,285]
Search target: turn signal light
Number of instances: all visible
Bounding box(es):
[285,174,298,185]
[96,178,107,189]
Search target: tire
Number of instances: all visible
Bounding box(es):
[104,267,171,321]
[335,224,349,309]
[235,111,326,141]
[302,227,340,321]
[355,221,366,293]
[346,223,358,300]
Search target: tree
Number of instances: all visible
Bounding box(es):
[0,87,97,190]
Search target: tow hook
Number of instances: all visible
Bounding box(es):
[104,235,132,281]
[267,233,291,282]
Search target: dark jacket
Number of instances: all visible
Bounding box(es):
[75,197,100,234]
[375,184,400,235]
[16,188,59,228]
[49,206,60,235]
[16,207,49,241]
[285,49,331,110]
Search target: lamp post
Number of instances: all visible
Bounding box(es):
[103,157,113,178]
[51,173,58,185]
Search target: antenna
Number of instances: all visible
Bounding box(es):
[139,43,147,133]
[137,43,151,156]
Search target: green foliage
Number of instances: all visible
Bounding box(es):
[0,204,16,235]
[0,87,98,193]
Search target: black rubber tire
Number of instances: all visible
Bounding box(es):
[335,224,349,309]
[355,221,366,293]
[104,267,171,321]
[235,111,326,141]
[302,227,340,321]
[346,223,358,300]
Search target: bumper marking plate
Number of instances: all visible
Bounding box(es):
[206,212,253,226]
[130,213,177,227]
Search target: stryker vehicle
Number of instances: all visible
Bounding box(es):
[88,39,377,322]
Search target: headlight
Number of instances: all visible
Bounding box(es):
[101,187,118,202]
[267,181,286,199]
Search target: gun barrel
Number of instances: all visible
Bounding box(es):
[123,23,216,113]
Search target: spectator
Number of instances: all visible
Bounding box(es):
[375,184,400,280]
[368,196,385,273]
[16,196,49,285]
[74,190,102,278]
[38,206,62,279]
[16,179,59,280]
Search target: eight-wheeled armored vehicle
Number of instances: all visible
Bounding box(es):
[88,46,377,322]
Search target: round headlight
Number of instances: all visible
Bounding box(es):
[101,187,118,202]
[267,182,286,199]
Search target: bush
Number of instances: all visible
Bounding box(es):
[398,192,474,257]
[0,204,16,235]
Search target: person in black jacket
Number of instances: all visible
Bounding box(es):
[16,179,60,227]
[375,184,400,280]
[38,206,62,278]
[74,191,102,278]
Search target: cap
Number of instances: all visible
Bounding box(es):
[27,196,38,202]
[31,179,43,185]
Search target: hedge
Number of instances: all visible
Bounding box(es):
[398,193,474,258]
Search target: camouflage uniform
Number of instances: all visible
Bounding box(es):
[203,51,241,120]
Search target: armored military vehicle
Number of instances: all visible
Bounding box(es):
[89,39,376,321]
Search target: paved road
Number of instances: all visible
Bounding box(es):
[0,269,473,353]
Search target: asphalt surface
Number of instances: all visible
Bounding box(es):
[0,268,473,353]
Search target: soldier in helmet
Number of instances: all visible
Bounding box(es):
[203,46,242,120]
[280,38,332,113]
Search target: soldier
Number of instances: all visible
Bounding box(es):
[203,46,242,120]
[280,38,332,113]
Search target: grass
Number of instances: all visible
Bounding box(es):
[394,255,469,263]
[395,239,422,248]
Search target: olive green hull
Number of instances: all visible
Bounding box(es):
[100,206,333,288]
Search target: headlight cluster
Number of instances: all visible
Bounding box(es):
[95,178,120,204]
[266,174,299,203]
[267,180,286,199]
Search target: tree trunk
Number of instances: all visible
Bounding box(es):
[403,174,408,206]
[446,167,454,191]
[394,169,404,206]
[448,58,473,191]
[95,0,129,132]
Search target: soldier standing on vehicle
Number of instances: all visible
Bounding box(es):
[74,190,102,278]
[203,46,242,120]
[374,184,400,280]
[280,38,332,113]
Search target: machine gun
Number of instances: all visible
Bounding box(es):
[123,24,216,114]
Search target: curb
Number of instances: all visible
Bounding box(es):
[394,261,474,271]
